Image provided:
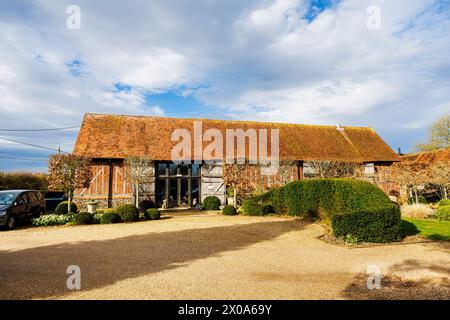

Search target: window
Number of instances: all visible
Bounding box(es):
[364,163,375,176]
[169,163,178,176]
[157,163,167,176]
[192,164,200,176]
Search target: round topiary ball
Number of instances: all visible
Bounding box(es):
[100,212,121,224]
[55,201,78,215]
[139,199,155,212]
[222,205,237,216]
[202,196,221,210]
[146,208,161,220]
[116,204,139,222]
[75,212,93,225]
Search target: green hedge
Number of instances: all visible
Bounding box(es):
[331,205,402,243]
[202,196,221,210]
[55,201,78,215]
[435,205,450,221]
[242,199,273,216]
[100,212,121,224]
[243,178,401,243]
[116,204,139,222]
[75,212,93,225]
[222,205,237,216]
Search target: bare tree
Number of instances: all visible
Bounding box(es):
[429,161,450,199]
[391,162,430,204]
[124,156,154,207]
[415,112,450,151]
[305,160,361,179]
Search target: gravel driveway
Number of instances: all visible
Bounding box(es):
[0,213,449,300]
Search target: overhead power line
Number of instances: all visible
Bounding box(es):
[0,156,48,162]
[0,135,64,152]
[0,125,80,132]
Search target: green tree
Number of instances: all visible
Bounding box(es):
[415,113,450,151]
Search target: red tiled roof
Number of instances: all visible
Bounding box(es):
[73,113,401,162]
[402,148,450,163]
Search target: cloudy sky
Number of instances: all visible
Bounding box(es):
[0,0,449,171]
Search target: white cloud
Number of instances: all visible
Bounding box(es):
[0,0,449,170]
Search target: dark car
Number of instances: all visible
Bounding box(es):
[0,190,46,229]
[43,191,68,212]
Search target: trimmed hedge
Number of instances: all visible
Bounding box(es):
[55,201,78,215]
[100,212,121,224]
[222,205,237,216]
[75,212,93,225]
[202,196,221,210]
[146,208,161,220]
[435,205,450,221]
[242,199,273,216]
[139,199,155,212]
[331,204,402,243]
[116,204,139,222]
[243,178,402,243]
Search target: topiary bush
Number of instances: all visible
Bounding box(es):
[202,196,221,210]
[146,208,161,220]
[434,205,450,221]
[100,212,121,224]
[55,201,78,215]
[139,199,155,212]
[75,212,93,225]
[438,199,450,207]
[222,205,237,216]
[243,178,402,242]
[92,213,102,224]
[116,204,139,222]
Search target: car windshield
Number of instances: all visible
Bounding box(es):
[0,192,17,205]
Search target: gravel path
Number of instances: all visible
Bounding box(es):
[0,214,449,300]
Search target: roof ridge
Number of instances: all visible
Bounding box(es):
[84,113,375,130]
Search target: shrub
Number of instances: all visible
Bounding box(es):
[244,178,401,242]
[55,201,78,215]
[222,205,237,216]
[116,204,139,222]
[434,205,450,221]
[332,204,402,243]
[74,212,93,225]
[103,208,116,214]
[202,196,221,210]
[32,214,70,227]
[401,204,434,219]
[100,212,121,224]
[139,199,155,212]
[92,213,102,224]
[242,199,273,216]
[146,208,161,220]
[438,199,450,207]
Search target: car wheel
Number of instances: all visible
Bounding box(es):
[7,216,16,230]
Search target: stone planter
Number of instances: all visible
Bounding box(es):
[87,202,99,214]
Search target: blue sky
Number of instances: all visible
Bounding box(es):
[0,0,449,171]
